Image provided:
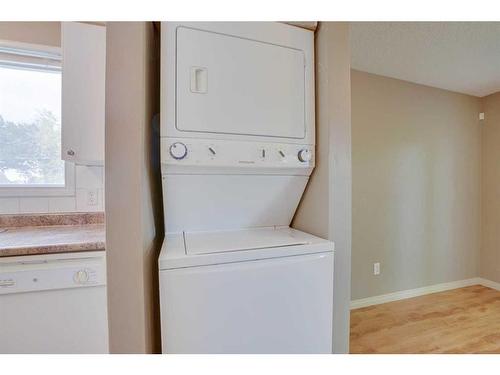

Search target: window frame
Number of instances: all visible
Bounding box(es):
[0,40,75,198]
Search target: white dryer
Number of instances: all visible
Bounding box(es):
[159,22,334,353]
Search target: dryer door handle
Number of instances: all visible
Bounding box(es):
[190,66,207,94]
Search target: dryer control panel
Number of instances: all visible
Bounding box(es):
[161,137,314,171]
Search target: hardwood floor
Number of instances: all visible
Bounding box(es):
[350,285,500,353]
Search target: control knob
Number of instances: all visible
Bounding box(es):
[169,142,188,160]
[74,269,89,284]
[298,149,312,163]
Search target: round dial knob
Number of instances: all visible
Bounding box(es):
[169,142,188,160]
[74,269,89,284]
[298,149,312,163]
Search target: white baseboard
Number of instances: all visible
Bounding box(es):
[350,277,482,310]
[477,277,500,291]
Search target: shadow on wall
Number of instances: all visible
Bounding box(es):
[145,22,163,354]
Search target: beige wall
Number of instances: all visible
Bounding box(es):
[105,22,162,353]
[351,70,481,300]
[480,92,500,284]
[293,22,352,353]
[0,22,60,46]
[284,22,318,31]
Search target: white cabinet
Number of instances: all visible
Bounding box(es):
[61,22,106,165]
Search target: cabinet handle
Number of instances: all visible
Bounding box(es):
[67,149,75,156]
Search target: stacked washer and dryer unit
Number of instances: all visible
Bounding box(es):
[159,22,334,353]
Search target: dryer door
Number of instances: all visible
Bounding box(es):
[175,26,306,139]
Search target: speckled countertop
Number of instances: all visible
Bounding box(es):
[0,213,105,257]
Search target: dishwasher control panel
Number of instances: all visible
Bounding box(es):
[0,278,16,288]
[0,255,106,295]
[73,268,99,285]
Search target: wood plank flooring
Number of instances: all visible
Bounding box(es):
[350,285,500,353]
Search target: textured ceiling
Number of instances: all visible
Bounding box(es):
[350,22,500,97]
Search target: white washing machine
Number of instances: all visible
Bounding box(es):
[159,227,333,353]
[159,22,334,353]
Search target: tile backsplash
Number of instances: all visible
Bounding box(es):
[0,165,104,214]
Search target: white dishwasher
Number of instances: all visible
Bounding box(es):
[0,251,109,354]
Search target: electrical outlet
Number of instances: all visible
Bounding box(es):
[373,262,381,276]
[87,190,98,206]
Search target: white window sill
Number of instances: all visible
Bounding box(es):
[0,163,75,198]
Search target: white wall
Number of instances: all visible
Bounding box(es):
[0,165,104,214]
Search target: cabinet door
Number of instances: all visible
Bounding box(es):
[61,22,106,165]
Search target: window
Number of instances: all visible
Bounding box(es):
[0,42,74,196]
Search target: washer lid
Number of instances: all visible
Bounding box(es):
[184,227,311,255]
[159,227,334,270]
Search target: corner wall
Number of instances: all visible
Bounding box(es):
[0,22,60,47]
[105,22,162,353]
[351,70,481,300]
[293,22,352,354]
[480,92,500,284]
